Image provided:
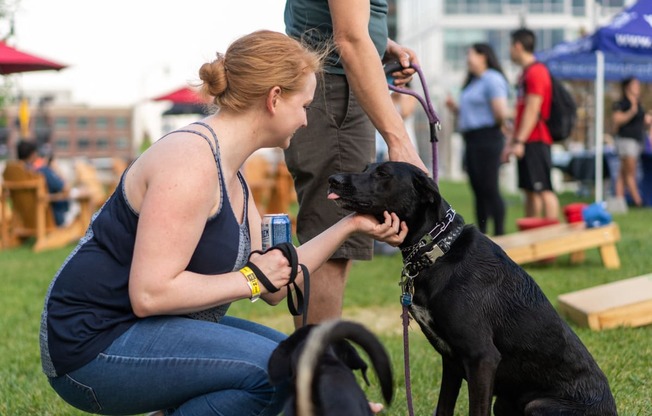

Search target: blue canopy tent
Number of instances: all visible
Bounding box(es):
[537,0,652,202]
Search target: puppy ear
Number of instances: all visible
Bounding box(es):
[268,325,315,384]
[332,340,371,386]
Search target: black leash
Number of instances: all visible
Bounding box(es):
[247,242,310,327]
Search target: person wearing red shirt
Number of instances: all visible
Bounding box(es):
[506,28,560,220]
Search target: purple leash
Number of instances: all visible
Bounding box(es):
[385,61,442,416]
[401,304,415,416]
[385,62,442,183]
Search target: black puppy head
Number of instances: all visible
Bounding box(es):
[267,325,370,386]
[268,324,315,385]
[328,161,441,222]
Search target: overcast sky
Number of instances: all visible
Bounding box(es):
[10,0,286,106]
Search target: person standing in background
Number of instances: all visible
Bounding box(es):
[284,0,426,326]
[504,28,560,220]
[611,76,651,207]
[446,43,509,235]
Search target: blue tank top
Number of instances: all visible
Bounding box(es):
[39,122,251,377]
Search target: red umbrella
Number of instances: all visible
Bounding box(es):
[0,41,67,75]
[152,86,207,104]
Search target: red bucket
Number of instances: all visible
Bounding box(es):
[563,203,588,224]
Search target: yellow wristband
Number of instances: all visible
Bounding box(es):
[239,266,261,302]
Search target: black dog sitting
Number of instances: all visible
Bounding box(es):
[268,319,393,416]
[327,161,617,416]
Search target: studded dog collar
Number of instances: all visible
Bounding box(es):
[399,206,464,304]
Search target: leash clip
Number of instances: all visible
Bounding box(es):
[399,270,415,307]
[402,263,419,279]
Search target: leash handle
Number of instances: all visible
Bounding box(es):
[248,242,310,326]
[384,61,441,183]
[384,61,440,128]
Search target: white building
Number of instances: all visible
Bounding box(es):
[396,0,636,181]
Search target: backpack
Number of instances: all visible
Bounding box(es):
[527,63,578,142]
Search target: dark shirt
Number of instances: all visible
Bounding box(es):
[40,125,250,377]
[613,98,646,142]
[36,165,68,226]
[284,0,388,75]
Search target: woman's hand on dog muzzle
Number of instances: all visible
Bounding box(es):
[352,211,407,247]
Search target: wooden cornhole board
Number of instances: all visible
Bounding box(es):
[491,222,621,269]
[558,274,652,330]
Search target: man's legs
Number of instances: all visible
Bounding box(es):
[294,258,351,326]
[524,191,541,218]
[622,156,643,206]
[524,190,558,219]
[541,190,559,219]
[284,74,375,327]
[519,143,558,219]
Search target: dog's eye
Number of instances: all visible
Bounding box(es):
[373,170,389,178]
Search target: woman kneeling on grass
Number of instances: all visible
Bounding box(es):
[39,30,406,416]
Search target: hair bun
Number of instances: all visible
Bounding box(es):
[199,54,228,98]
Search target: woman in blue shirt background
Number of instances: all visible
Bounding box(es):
[446,43,510,235]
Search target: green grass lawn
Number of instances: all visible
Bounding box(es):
[1,180,651,415]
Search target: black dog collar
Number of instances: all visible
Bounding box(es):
[400,206,463,279]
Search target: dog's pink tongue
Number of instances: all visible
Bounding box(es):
[327,193,340,200]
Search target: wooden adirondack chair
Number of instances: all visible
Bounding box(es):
[1,161,92,252]
[241,156,298,235]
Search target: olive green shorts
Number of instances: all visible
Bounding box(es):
[284,73,375,260]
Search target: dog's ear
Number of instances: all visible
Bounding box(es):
[332,340,371,386]
[413,170,440,205]
[268,325,315,384]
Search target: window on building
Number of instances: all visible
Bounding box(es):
[572,0,585,16]
[77,117,89,129]
[95,117,109,129]
[77,138,91,151]
[444,29,487,71]
[55,117,69,129]
[54,138,69,150]
[602,0,625,8]
[444,28,565,71]
[97,137,110,150]
[444,0,565,15]
[115,137,129,149]
[114,117,129,129]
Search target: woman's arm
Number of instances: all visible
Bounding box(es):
[328,0,426,172]
[258,211,407,305]
[491,96,509,126]
[127,136,286,317]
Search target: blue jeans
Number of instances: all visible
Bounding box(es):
[48,316,289,415]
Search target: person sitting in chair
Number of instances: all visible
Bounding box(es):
[15,140,70,226]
